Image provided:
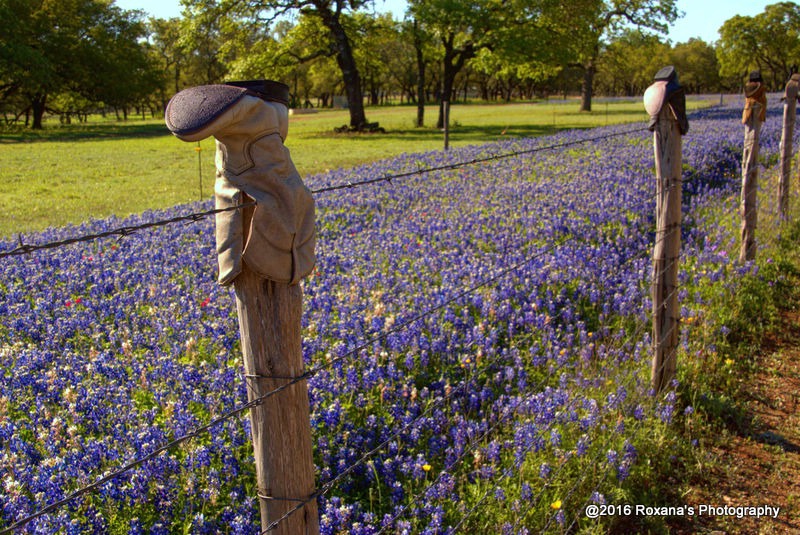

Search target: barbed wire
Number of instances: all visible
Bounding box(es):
[0,202,256,260]
[475,320,680,534]
[0,230,576,534]
[305,200,694,533]
[0,388,263,534]
[372,231,663,532]
[0,173,712,533]
[537,333,684,534]
[264,224,679,532]
[309,126,649,194]
[0,126,649,261]
[455,297,668,533]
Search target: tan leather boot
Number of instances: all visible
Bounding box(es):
[165,81,315,286]
[742,70,767,125]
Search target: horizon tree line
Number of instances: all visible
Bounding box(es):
[1,0,798,129]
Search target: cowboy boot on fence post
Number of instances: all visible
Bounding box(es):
[166,80,319,535]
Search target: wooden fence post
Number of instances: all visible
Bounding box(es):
[234,255,319,535]
[165,80,320,535]
[644,66,687,393]
[740,71,766,262]
[778,73,800,219]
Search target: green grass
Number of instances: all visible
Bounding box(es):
[0,98,713,237]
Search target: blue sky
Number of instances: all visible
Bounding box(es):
[115,0,780,44]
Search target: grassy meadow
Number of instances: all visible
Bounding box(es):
[0,98,717,237]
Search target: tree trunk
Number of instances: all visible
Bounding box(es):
[414,19,425,128]
[437,36,453,129]
[174,64,181,94]
[437,59,455,129]
[31,94,46,129]
[437,34,473,129]
[580,60,595,112]
[370,82,379,106]
[317,6,368,129]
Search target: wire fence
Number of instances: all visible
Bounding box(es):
[0,126,645,260]
[0,105,793,534]
[0,202,255,260]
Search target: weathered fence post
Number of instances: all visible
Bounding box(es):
[234,257,318,534]
[778,72,800,219]
[643,66,688,393]
[165,80,320,534]
[740,71,766,262]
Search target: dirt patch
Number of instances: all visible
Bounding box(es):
[670,310,800,534]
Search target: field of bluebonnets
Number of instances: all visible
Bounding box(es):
[0,98,794,534]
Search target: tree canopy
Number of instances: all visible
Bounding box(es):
[0,0,159,128]
[0,1,796,129]
[717,1,800,89]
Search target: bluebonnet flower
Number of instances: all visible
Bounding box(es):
[539,462,551,479]
[520,482,533,501]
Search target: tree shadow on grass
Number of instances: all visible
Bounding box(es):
[317,123,599,147]
[0,121,171,143]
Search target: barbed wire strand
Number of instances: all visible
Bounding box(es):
[454,309,661,533]
[1,232,577,534]
[379,224,679,533]
[0,126,648,261]
[538,338,684,534]
[0,391,263,534]
[309,127,649,195]
[464,320,679,534]
[378,367,592,535]
[258,222,660,532]
[263,340,562,534]
[267,227,674,533]
[0,202,256,260]
[0,180,699,534]
[359,224,666,533]
[444,209,694,532]
[256,242,587,532]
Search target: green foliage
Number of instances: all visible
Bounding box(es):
[0,0,160,127]
[669,39,721,95]
[596,29,672,96]
[716,2,800,89]
[597,34,722,98]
